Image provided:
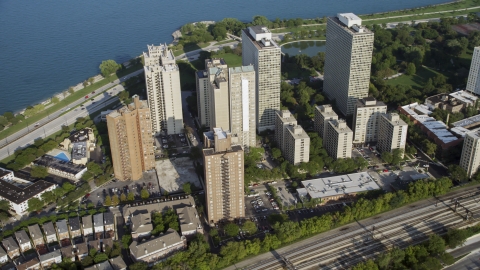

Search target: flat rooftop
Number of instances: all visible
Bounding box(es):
[33,155,86,175]
[0,177,55,204]
[229,66,254,74]
[300,172,380,200]
[242,28,280,50]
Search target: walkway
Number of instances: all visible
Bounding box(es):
[280,39,325,47]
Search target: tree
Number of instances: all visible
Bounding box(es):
[127,192,135,201]
[51,97,60,104]
[406,62,416,75]
[182,182,192,194]
[242,220,258,235]
[87,162,103,176]
[81,256,93,267]
[30,166,49,179]
[381,152,393,164]
[0,212,9,224]
[445,228,468,248]
[99,60,121,77]
[423,139,437,157]
[112,195,119,206]
[129,262,148,270]
[224,223,239,237]
[93,252,109,263]
[427,234,445,255]
[68,87,75,94]
[448,165,467,182]
[0,200,10,212]
[27,198,44,212]
[212,24,227,41]
[120,193,127,202]
[104,195,111,206]
[140,189,149,200]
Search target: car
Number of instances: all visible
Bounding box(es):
[34,123,40,127]
[92,91,95,94]
[85,95,89,99]
[383,169,389,172]
[423,164,430,168]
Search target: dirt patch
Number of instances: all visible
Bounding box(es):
[155,157,201,193]
[452,23,480,36]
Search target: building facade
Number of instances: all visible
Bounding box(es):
[467,46,480,95]
[242,26,281,132]
[460,130,480,178]
[352,97,387,145]
[144,44,183,135]
[129,229,186,265]
[377,113,408,157]
[107,96,155,181]
[275,110,310,165]
[203,128,244,224]
[323,13,374,115]
[228,66,256,150]
[324,119,353,159]
[196,59,229,129]
[314,105,338,138]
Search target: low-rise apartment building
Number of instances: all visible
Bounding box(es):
[33,155,87,181]
[28,224,44,248]
[39,250,62,269]
[103,212,115,239]
[176,206,203,236]
[56,220,69,240]
[130,213,153,240]
[82,215,93,237]
[42,222,57,244]
[0,246,7,264]
[109,256,127,270]
[2,237,20,259]
[75,242,88,261]
[323,119,353,159]
[93,213,104,239]
[0,168,56,214]
[14,230,32,252]
[16,258,40,270]
[68,217,82,239]
[129,228,186,265]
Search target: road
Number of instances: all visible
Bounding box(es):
[445,248,480,270]
[0,70,143,160]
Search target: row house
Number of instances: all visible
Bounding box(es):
[2,237,19,259]
[14,231,32,252]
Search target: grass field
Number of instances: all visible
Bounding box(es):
[213,52,242,67]
[386,66,448,89]
[173,42,210,57]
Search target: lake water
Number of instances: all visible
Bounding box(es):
[281,41,326,57]
[0,0,450,113]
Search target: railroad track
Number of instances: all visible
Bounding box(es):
[245,188,480,270]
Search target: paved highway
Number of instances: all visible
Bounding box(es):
[0,70,143,159]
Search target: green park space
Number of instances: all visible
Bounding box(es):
[386,66,449,89]
[173,42,210,57]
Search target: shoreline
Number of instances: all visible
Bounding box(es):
[3,0,470,118]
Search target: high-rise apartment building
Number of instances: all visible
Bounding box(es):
[324,119,353,159]
[196,59,229,128]
[314,105,338,138]
[323,13,374,115]
[143,44,183,135]
[242,26,281,132]
[466,46,480,95]
[229,66,256,150]
[353,97,387,145]
[210,68,230,130]
[107,96,155,181]
[203,128,244,224]
[377,113,408,157]
[275,110,310,165]
[460,130,480,178]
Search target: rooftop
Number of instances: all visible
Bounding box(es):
[93,213,104,228]
[43,222,56,236]
[203,144,243,156]
[109,256,127,270]
[60,245,74,258]
[56,220,68,235]
[14,230,30,246]
[86,261,113,270]
[450,90,478,104]
[300,172,380,200]
[76,242,88,255]
[0,246,6,257]
[316,105,338,118]
[82,215,93,229]
[0,168,13,179]
[356,97,386,108]
[39,250,61,262]
[331,14,372,34]
[329,119,353,133]
[242,28,280,50]
[69,217,80,232]
[16,258,39,270]
[229,66,255,74]
[69,128,92,143]
[276,110,297,124]
[0,175,55,204]
[103,212,114,226]
[452,114,480,128]
[122,196,195,217]
[176,206,202,233]
[2,237,19,251]
[286,125,310,140]
[129,229,184,258]
[33,155,86,175]
[131,213,153,234]
[28,224,43,241]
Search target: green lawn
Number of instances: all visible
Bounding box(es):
[386,66,448,89]
[214,52,242,67]
[173,42,210,57]
[214,39,237,46]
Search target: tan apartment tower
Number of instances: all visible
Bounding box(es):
[314,105,338,138]
[203,128,244,224]
[323,13,374,115]
[143,44,183,135]
[460,130,480,178]
[229,66,257,150]
[242,26,281,132]
[106,96,155,181]
[353,97,387,145]
[275,110,310,165]
[377,113,408,158]
[196,59,229,129]
[324,119,353,159]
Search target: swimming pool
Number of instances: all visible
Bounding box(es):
[55,152,70,162]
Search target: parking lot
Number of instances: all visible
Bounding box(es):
[155,157,202,193]
[85,171,160,206]
[354,146,382,165]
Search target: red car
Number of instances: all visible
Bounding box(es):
[85,95,89,99]
[383,169,389,173]
[85,193,90,198]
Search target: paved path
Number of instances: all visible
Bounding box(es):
[0,70,143,160]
